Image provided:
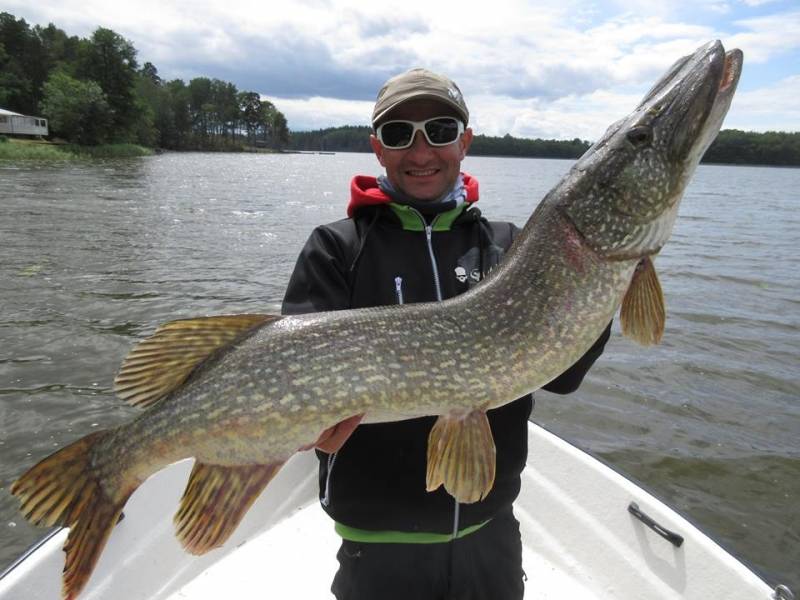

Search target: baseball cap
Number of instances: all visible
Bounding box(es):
[372,68,469,127]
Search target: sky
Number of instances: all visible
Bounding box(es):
[3,0,799,140]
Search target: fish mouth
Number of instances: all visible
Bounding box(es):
[720,48,742,94]
[641,41,742,174]
[682,44,742,167]
[563,41,743,262]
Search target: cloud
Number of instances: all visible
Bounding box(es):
[738,0,780,6]
[725,74,800,131]
[468,89,643,140]
[726,10,800,63]
[264,95,374,130]
[3,0,797,137]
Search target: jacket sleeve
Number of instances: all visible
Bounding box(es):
[542,322,612,395]
[281,225,353,315]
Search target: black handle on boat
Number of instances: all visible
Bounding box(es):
[627,502,684,547]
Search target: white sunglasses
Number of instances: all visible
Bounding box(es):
[376,116,465,149]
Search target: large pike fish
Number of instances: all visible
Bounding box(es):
[12,40,741,599]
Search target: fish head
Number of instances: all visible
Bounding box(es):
[561,40,742,260]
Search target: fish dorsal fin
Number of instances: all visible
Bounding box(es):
[114,314,280,408]
[426,408,496,504]
[175,461,284,554]
[620,257,665,346]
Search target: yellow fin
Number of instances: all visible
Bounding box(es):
[174,461,284,555]
[11,431,135,600]
[620,257,665,346]
[426,409,496,504]
[114,314,279,408]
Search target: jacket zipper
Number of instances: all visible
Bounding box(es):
[395,276,404,304]
[321,451,337,507]
[399,207,443,301]
[424,222,444,302]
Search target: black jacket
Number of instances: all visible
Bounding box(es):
[282,196,610,534]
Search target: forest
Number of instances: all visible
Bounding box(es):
[2,12,798,165]
[0,12,288,150]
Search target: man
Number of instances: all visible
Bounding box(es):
[282,68,610,600]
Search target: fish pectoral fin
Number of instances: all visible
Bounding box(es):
[174,461,284,555]
[300,413,365,454]
[620,256,666,346]
[114,314,281,408]
[426,409,496,504]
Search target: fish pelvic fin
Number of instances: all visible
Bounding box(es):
[174,461,284,555]
[114,314,280,408]
[426,409,496,504]
[300,413,365,454]
[10,431,134,600]
[620,256,666,346]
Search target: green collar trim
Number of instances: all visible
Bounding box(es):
[387,202,468,232]
[334,519,490,544]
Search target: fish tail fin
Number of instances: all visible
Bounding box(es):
[11,431,134,600]
[174,461,284,554]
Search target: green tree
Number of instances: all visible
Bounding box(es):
[0,14,83,114]
[238,91,262,144]
[40,70,112,144]
[78,27,140,140]
[268,108,289,149]
[187,77,213,142]
[210,78,238,140]
[164,79,192,148]
[0,12,35,112]
[140,61,161,86]
[136,62,175,147]
[258,99,275,146]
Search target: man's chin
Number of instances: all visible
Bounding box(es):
[399,179,447,202]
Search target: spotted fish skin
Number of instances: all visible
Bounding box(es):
[11,41,742,600]
[111,40,743,474]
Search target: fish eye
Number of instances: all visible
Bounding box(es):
[626,126,653,147]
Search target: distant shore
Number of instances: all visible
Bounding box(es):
[3,129,799,168]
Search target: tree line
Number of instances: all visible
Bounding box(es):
[286,126,593,157]
[700,130,800,166]
[288,126,799,166]
[0,12,288,149]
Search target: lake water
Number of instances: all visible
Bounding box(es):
[0,152,798,592]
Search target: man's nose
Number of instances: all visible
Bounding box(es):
[406,130,434,156]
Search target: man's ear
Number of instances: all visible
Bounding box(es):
[370,134,386,167]
[459,127,474,160]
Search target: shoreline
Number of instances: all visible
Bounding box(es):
[1,138,797,168]
[0,138,154,160]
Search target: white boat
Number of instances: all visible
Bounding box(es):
[0,423,791,600]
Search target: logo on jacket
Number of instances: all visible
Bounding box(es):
[454,266,481,283]
[455,245,505,288]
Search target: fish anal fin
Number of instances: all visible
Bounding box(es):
[174,461,284,555]
[10,431,134,600]
[426,409,496,504]
[620,257,665,346]
[114,314,280,408]
[301,413,365,453]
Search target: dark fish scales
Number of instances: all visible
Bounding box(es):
[11,40,742,600]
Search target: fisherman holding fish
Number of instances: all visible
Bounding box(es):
[11,43,742,600]
[283,68,612,600]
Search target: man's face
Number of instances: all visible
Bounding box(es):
[370,99,473,202]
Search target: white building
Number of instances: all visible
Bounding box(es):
[0,108,49,136]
